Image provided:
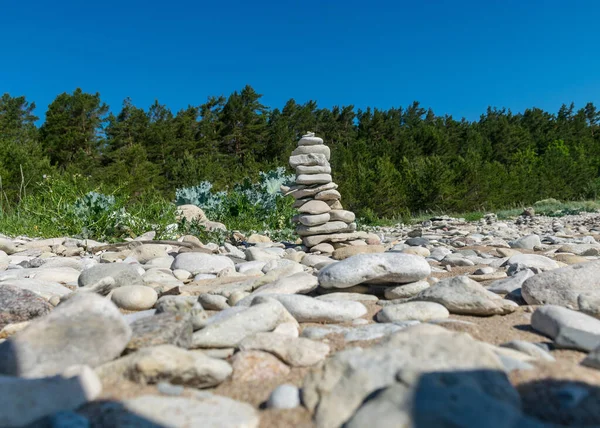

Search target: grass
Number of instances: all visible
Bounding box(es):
[1,173,599,242]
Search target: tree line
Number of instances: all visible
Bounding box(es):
[1,86,599,218]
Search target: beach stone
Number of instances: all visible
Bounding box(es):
[376,301,449,322]
[292,144,331,159]
[401,246,431,257]
[297,213,330,226]
[109,394,259,428]
[0,284,53,329]
[131,244,168,264]
[328,209,355,223]
[176,204,208,223]
[295,164,331,174]
[311,243,335,253]
[522,260,600,308]
[500,340,555,362]
[332,245,385,260]
[239,332,329,367]
[191,299,294,348]
[316,292,378,302]
[297,221,355,236]
[245,247,281,262]
[146,256,176,269]
[302,323,510,428]
[171,252,234,275]
[510,234,542,249]
[263,294,367,323]
[411,275,518,316]
[0,365,101,427]
[78,263,143,292]
[296,173,332,185]
[0,292,131,377]
[297,200,331,215]
[531,305,600,351]
[289,153,329,168]
[0,238,17,255]
[298,133,324,146]
[126,312,193,351]
[302,231,368,247]
[0,266,81,284]
[315,189,341,201]
[198,293,229,310]
[507,254,559,272]
[247,234,271,244]
[487,269,534,295]
[441,254,475,267]
[578,292,600,318]
[111,285,158,311]
[267,384,301,409]
[236,272,318,306]
[319,253,431,289]
[96,344,231,388]
[230,350,290,382]
[302,322,417,342]
[236,260,267,273]
[384,280,430,299]
[155,295,208,329]
[0,250,8,271]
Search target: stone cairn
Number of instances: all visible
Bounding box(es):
[286,132,359,252]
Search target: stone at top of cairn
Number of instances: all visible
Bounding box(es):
[298,132,324,146]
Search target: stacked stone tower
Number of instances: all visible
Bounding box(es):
[287,132,358,252]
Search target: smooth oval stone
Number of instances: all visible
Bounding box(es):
[297,221,356,237]
[376,301,449,323]
[297,213,331,227]
[289,153,329,168]
[111,285,158,311]
[292,145,331,160]
[171,253,235,275]
[298,200,331,215]
[296,174,332,185]
[298,135,324,146]
[319,253,431,289]
[295,165,331,174]
[328,210,355,222]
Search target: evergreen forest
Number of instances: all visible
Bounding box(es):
[2,86,600,221]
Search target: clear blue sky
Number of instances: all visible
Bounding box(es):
[1,0,599,122]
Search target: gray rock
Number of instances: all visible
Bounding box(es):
[302,323,511,428]
[96,344,231,388]
[171,252,234,275]
[411,276,518,316]
[383,280,430,299]
[78,263,143,293]
[522,260,600,308]
[1,267,80,284]
[578,292,600,318]
[289,153,329,168]
[296,173,332,185]
[0,283,53,329]
[236,272,318,306]
[0,250,8,271]
[297,200,331,215]
[262,294,367,323]
[506,254,559,272]
[155,296,207,330]
[376,301,449,322]
[239,332,329,366]
[301,322,418,342]
[0,365,101,427]
[318,253,431,289]
[267,384,301,409]
[510,234,542,249]
[198,293,230,310]
[441,254,475,267]
[0,292,131,376]
[297,221,356,237]
[500,340,555,362]
[487,269,534,294]
[0,238,17,255]
[531,305,600,351]
[191,298,294,348]
[1,278,72,301]
[100,394,259,427]
[126,312,193,352]
[111,285,158,311]
[315,292,378,302]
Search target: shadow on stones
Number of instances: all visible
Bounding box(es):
[513,323,539,334]
[347,369,600,427]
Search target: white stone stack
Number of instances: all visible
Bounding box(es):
[287,132,361,251]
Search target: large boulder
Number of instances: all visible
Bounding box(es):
[0,292,132,377]
[522,260,600,308]
[318,253,430,289]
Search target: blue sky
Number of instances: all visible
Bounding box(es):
[1,0,599,122]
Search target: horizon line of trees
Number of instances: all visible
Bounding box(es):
[1,86,600,217]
